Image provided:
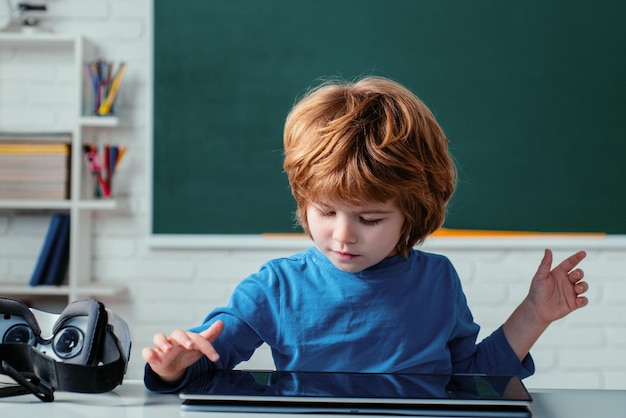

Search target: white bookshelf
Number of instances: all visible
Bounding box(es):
[0,33,126,302]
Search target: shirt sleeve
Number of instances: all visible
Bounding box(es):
[447,268,535,379]
[143,311,263,394]
[448,302,535,378]
[474,325,535,378]
[144,268,278,393]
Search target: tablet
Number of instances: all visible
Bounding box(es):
[180,370,532,417]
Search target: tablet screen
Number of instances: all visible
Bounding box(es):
[181,370,532,405]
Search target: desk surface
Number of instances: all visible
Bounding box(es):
[0,380,625,418]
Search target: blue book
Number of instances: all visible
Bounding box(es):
[29,214,64,286]
[42,214,70,286]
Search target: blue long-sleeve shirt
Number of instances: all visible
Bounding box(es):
[145,247,533,392]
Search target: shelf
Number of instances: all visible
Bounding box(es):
[80,115,120,127]
[0,284,72,296]
[76,198,124,210]
[74,283,127,298]
[0,284,127,298]
[0,198,123,211]
[0,200,72,210]
[0,32,77,44]
[0,34,127,304]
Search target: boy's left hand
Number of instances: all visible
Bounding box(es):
[527,249,588,325]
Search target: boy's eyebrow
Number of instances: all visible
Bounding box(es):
[355,209,393,215]
[313,202,395,214]
[351,205,396,215]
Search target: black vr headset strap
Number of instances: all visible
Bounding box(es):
[44,331,127,393]
[0,345,55,402]
[0,333,126,399]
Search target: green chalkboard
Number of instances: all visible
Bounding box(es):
[153,0,626,235]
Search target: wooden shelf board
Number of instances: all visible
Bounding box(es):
[75,283,127,297]
[80,115,120,127]
[0,198,123,211]
[0,200,72,210]
[0,33,77,44]
[0,284,127,298]
[0,284,71,296]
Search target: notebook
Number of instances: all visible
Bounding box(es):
[180,370,532,417]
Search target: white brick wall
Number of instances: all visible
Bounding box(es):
[439,247,626,389]
[0,43,75,130]
[1,0,625,390]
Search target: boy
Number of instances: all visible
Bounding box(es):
[143,76,588,392]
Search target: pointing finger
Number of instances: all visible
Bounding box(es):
[555,250,587,274]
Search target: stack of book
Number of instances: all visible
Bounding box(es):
[0,134,71,200]
[29,213,71,287]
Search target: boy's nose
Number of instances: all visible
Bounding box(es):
[332,219,357,244]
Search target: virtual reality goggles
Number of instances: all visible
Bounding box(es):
[0,297,131,401]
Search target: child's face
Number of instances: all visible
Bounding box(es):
[306,199,405,273]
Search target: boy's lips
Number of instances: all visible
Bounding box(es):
[333,250,358,260]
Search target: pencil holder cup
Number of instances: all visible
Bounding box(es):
[82,143,127,199]
[84,60,127,116]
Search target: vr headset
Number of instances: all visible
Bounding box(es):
[0,297,131,401]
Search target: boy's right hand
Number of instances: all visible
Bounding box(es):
[141,320,225,384]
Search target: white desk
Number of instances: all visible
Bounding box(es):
[0,380,625,417]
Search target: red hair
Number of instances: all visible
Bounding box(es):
[283,76,456,256]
